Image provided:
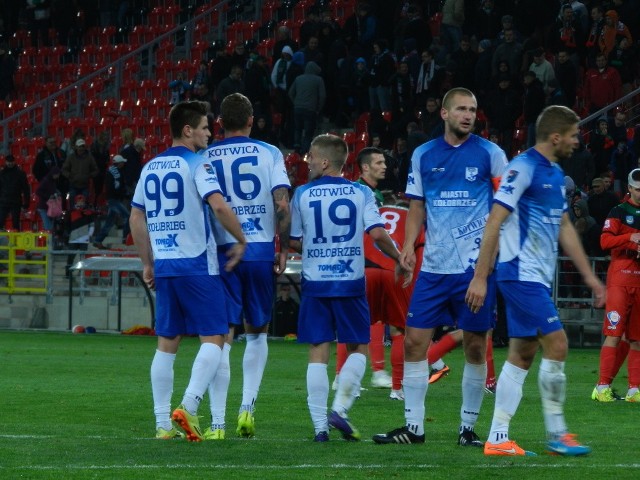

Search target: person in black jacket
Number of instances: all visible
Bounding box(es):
[0,155,30,231]
[92,155,130,249]
[522,71,545,148]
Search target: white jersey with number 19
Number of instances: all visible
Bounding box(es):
[201,136,290,261]
[131,146,223,277]
[291,176,384,297]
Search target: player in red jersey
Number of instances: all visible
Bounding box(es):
[592,168,640,402]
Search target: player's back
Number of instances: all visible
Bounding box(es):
[291,176,383,297]
[202,136,290,261]
[494,149,566,287]
[132,146,220,276]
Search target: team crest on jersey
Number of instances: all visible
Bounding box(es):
[604,219,610,229]
[465,167,478,181]
[407,174,415,186]
[204,163,215,175]
[607,311,620,327]
[506,169,519,183]
[499,184,514,195]
[626,216,634,224]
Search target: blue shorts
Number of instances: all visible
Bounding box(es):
[218,256,275,327]
[297,295,370,345]
[407,271,496,332]
[498,280,563,337]
[155,275,229,337]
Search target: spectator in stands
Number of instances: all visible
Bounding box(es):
[0,43,15,101]
[414,49,441,109]
[190,60,211,103]
[273,25,297,60]
[496,14,522,45]
[474,0,502,43]
[571,198,600,256]
[609,37,636,95]
[546,78,570,108]
[271,46,294,145]
[299,7,321,51]
[121,137,144,198]
[559,138,594,192]
[62,139,98,211]
[368,39,395,113]
[585,5,605,68]
[587,177,619,228]
[440,0,465,57]
[554,49,577,108]
[33,137,65,181]
[349,57,371,117]
[393,136,411,192]
[406,120,429,161]
[491,28,523,78]
[168,73,191,106]
[552,2,585,65]
[400,4,432,56]
[26,0,52,47]
[92,155,130,250]
[528,47,556,91]
[342,1,377,57]
[0,155,30,231]
[598,10,633,59]
[474,39,494,104]
[450,36,477,91]
[583,53,622,117]
[273,283,299,337]
[90,131,110,206]
[215,64,245,113]
[485,73,521,157]
[610,141,635,195]
[244,54,271,118]
[61,128,85,158]
[288,61,326,154]
[589,117,616,176]
[421,96,443,140]
[35,166,61,232]
[522,70,545,148]
[389,61,415,138]
[610,111,629,146]
[229,41,249,70]
[250,115,278,145]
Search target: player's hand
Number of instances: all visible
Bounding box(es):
[631,233,640,244]
[143,265,155,290]
[273,251,287,275]
[395,263,413,288]
[399,248,416,272]
[465,276,487,314]
[224,242,246,272]
[587,277,606,308]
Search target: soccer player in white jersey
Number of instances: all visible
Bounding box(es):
[290,134,411,441]
[201,93,291,439]
[466,105,606,456]
[129,100,247,441]
[373,87,508,446]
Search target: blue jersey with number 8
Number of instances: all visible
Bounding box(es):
[131,146,223,277]
[291,176,384,297]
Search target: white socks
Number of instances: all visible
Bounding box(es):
[151,350,176,430]
[240,333,268,413]
[488,361,528,444]
[307,363,329,434]
[538,358,567,439]
[460,362,487,430]
[403,360,429,436]
[181,343,222,415]
[208,343,231,429]
[331,353,366,416]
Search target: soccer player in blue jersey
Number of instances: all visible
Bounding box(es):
[290,134,411,442]
[201,93,291,439]
[373,87,508,446]
[465,105,606,456]
[129,100,247,441]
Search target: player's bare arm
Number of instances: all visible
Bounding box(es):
[273,186,291,275]
[290,239,302,253]
[130,207,156,290]
[369,226,413,287]
[399,198,425,272]
[465,203,510,313]
[558,212,606,307]
[207,191,247,271]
